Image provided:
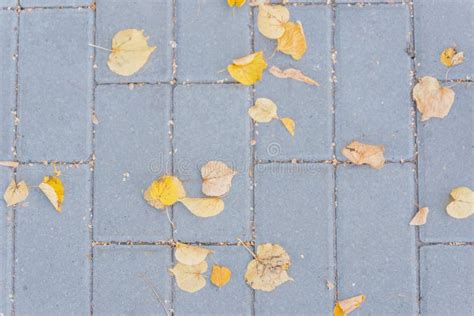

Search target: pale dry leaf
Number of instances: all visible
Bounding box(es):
[248,98,278,123]
[144,175,186,209]
[342,141,385,170]
[227,51,267,85]
[440,47,464,67]
[280,117,295,136]
[269,66,320,86]
[257,4,290,39]
[334,295,366,316]
[446,186,473,219]
[92,113,99,125]
[326,280,335,290]
[179,197,225,218]
[3,180,29,207]
[249,0,269,5]
[210,264,232,288]
[38,176,64,212]
[201,161,237,197]
[169,261,208,293]
[277,21,307,60]
[412,76,455,121]
[0,161,19,168]
[409,207,429,226]
[175,242,212,265]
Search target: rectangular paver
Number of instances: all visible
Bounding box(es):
[414,0,474,80]
[95,0,173,83]
[420,245,474,316]
[254,6,333,161]
[94,84,172,242]
[254,163,335,315]
[15,165,91,314]
[173,84,252,242]
[336,164,417,315]
[93,245,172,315]
[335,4,414,161]
[17,9,93,162]
[176,0,251,82]
[0,0,16,7]
[0,169,13,315]
[418,85,473,242]
[0,11,16,161]
[174,246,252,315]
[20,0,92,7]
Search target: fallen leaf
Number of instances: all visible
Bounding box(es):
[280,117,295,136]
[0,161,19,168]
[277,21,307,60]
[245,243,293,291]
[334,295,366,316]
[227,0,246,7]
[440,47,464,67]
[446,186,473,219]
[409,207,429,226]
[412,76,455,121]
[144,175,186,209]
[342,141,385,170]
[210,264,232,288]
[326,280,335,290]
[179,197,225,218]
[227,51,267,85]
[108,29,157,76]
[269,66,320,86]
[175,242,212,265]
[248,98,278,123]
[169,261,208,293]
[3,180,29,207]
[38,176,64,212]
[201,161,237,197]
[257,4,290,39]
[249,0,269,6]
[92,113,99,125]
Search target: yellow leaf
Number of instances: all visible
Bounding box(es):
[227,0,246,7]
[446,186,473,219]
[248,98,278,123]
[169,261,208,293]
[201,161,237,197]
[440,47,464,67]
[175,242,212,265]
[107,29,157,76]
[38,176,64,212]
[179,197,225,218]
[210,264,232,288]
[277,21,307,60]
[412,76,455,121]
[257,4,290,39]
[3,180,29,207]
[144,175,186,209]
[269,66,319,86]
[409,207,429,226]
[245,243,293,291]
[342,141,385,170]
[280,117,295,136]
[227,51,267,86]
[334,295,366,316]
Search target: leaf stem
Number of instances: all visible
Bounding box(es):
[139,273,170,316]
[88,43,113,52]
[237,238,257,259]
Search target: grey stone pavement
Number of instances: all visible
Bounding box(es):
[0,0,473,315]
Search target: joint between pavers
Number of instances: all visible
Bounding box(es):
[15,4,94,11]
[92,240,254,247]
[419,241,474,247]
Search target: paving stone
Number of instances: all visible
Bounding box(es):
[414,0,474,80]
[336,164,417,315]
[0,1,17,8]
[254,163,335,315]
[254,6,333,161]
[20,0,92,7]
[173,84,252,242]
[176,0,251,82]
[0,11,16,161]
[94,84,172,242]
[95,0,173,84]
[15,165,91,314]
[335,4,414,161]
[174,246,252,315]
[420,245,474,316]
[93,245,172,315]
[0,169,14,315]
[418,85,473,242]
[17,9,93,161]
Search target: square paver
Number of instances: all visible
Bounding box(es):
[17,9,93,161]
[176,0,251,82]
[254,163,335,315]
[254,6,333,161]
[335,4,414,161]
[336,164,417,315]
[0,169,14,315]
[0,11,16,161]
[418,85,473,242]
[94,84,172,242]
[420,245,474,316]
[414,0,474,80]
[174,246,252,315]
[20,0,92,7]
[93,245,172,315]
[173,84,252,242]
[95,0,173,83]
[15,165,91,314]
[0,1,17,8]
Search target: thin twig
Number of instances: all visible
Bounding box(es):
[88,43,112,52]
[165,208,176,231]
[139,273,170,316]
[237,238,257,259]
